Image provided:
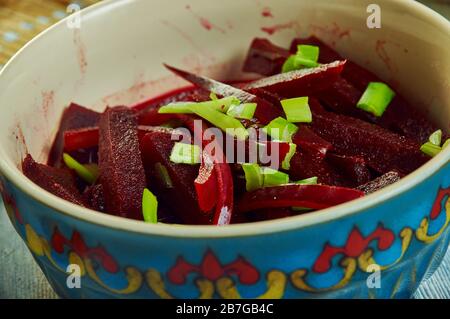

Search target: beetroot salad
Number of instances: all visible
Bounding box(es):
[22,36,449,226]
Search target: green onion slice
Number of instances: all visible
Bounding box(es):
[295,45,320,68]
[191,105,249,140]
[262,117,299,142]
[226,103,257,120]
[63,153,97,184]
[420,142,442,157]
[295,176,318,185]
[142,188,158,224]
[169,142,201,164]
[281,143,297,170]
[242,163,263,191]
[155,162,173,188]
[282,55,298,73]
[429,129,443,146]
[357,82,396,117]
[261,167,289,187]
[281,97,312,123]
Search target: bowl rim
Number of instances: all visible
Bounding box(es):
[0,0,449,238]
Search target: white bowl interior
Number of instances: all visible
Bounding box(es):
[0,0,449,234]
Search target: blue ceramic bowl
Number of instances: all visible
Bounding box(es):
[0,0,449,299]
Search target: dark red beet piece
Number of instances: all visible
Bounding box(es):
[242,38,291,76]
[141,130,210,224]
[308,99,428,174]
[22,154,86,207]
[164,64,282,125]
[48,103,100,167]
[356,171,402,194]
[179,115,235,225]
[98,106,147,220]
[292,125,333,158]
[64,127,99,152]
[242,61,346,98]
[237,185,364,213]
[83,184,105,212]
[327,153,371,187]
[289,148,345,186]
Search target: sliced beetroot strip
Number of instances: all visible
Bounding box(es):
[83,184,105,212]
[164,64,281,125]
[327,153,372,187]
[242,60,346,98]
[242,38,291,76]
[141,129,209,224]
[356,171,402,194]
[292,125,333,159]
[64,127,99,152]
[308,99,428,174]
[194,153,218,213]
[98,106,147,220]
[23,154,87,207]
[63,125,186,152]
[289,147,346,186]
[132,86,210,113]
[181,116,234,225]
[48,103,100,167]
[237,184,364,213]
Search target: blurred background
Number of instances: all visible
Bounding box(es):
[0,0,449,299]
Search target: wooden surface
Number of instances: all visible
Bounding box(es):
[0,0,450,299]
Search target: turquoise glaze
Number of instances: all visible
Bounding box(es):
[1,161,449,298]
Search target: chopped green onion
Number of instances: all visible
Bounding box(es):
[170,142,201,164]
[84,163,99,181]
[282,45,320,73]
[294,45,320,68]
[157,101,197,114]
[429,129,442,146]
[142,188,158,223]
[357,82,395,117]
[282,55,298,73]
[210,92,218,100]
[261,167,289,187]
[262,117,299,142]
[155,163,173,188]
[226,103,257,120]
[281,143,297,170]
[281,97,312,123]
[63,153,97,184]
[191,104,249,140]
[295,176,318,185]
[159,96,240,114]
[420,142,442,157]
[242,163,263,191]
[443,139,450,150]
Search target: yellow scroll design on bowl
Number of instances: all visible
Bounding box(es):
[290,257,356,292]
